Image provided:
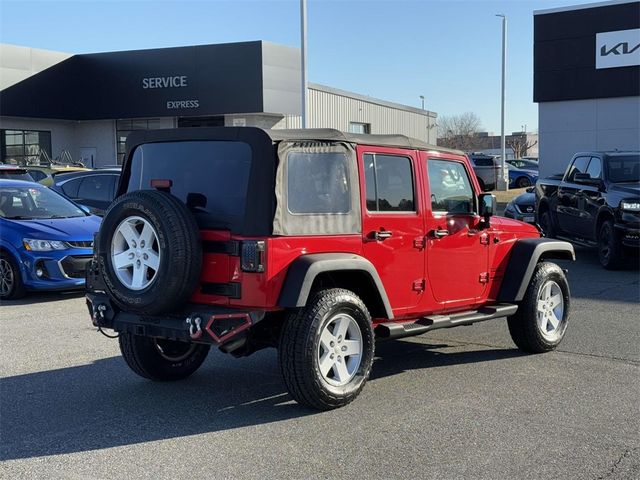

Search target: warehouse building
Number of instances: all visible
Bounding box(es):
[534,0,640,177]
[0,41,436,167]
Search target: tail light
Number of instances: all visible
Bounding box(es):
[241,240,265,272]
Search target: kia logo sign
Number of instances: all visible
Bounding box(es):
[596,29,640,70]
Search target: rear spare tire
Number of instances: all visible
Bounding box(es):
[97,190,202,314]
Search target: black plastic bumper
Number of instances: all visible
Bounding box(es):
[86,291,265,345]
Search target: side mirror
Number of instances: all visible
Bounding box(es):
[526,186,535,193]
[574,173,602,187]
[478,193,495,227]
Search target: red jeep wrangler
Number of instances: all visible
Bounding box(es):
[86,127,575,410]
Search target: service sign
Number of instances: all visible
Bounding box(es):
[596,28,640,70]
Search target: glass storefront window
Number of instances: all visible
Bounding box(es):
[0,130,51,165]
[116,118,162,165]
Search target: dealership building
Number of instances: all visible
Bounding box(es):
[0,41,436,167]
[534,0,640,177]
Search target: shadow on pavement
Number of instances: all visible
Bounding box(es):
[1,340,523,461]
[0,290,85,306]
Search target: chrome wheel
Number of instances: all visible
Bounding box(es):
[317,313,363,387]
[0,258,14,296]
[536,280,565,342]
[154,339,197,362]
[111,216,161,290]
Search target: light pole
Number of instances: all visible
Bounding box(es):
[300,0,308,128]
[496,13,508,190]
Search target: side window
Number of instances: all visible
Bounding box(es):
[428,159,474,214]
[28,170,47,182]
[566,156,590,182]
[60,178,82,197]
[586,157,602,179]
[364,154,415,212]
[287,152,351,214]
[77,175,115,202]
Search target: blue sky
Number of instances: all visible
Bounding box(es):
[0,0,597,133]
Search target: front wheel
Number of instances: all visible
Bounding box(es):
[119,333,210,381]
[279,289,375,410]
[507,262,570,353]
[598,220,623,270]
[516,176,532,188]
[0,253,25,300]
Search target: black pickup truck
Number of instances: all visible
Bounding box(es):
[536,151,640,269]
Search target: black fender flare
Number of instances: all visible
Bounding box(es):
[277,253,394,319]
[498,238,575,303]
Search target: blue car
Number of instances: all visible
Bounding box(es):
[508,165,538,188]
[0,179,101,299]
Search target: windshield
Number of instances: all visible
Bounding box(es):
[0,169,32,181]
[607,155,640,183]
[0,185,86,219]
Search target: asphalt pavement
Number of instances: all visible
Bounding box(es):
[1,247,639,479]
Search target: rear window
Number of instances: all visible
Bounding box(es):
[606,155,639,183]
[127,141,252,231]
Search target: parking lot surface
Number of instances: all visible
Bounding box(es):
[1,248,638,480]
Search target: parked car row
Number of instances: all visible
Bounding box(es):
[468,154,538,191]
[0,162,122,299]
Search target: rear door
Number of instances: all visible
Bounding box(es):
[423,154,489,306]
[358,146,425,317]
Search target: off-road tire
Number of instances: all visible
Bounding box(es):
[97,190,202,314]
[0,252,26,300]
[598,220,623,270]
[119,333,210,381]
[279,288,375,410]
[539,210,556,239]
[507,262,570,353]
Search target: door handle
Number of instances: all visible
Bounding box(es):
[369,230,393,241]
[430,229,449,239]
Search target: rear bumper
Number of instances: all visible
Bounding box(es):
[86,291,265,346]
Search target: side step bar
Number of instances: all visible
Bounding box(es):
[375,303,518,340]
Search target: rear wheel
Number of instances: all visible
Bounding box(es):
[0,253,25,300]
[279,289,375,410]
[598,220,623,270]
[507,262,570,353]
[119,333,210,381]
[516,176,531,188]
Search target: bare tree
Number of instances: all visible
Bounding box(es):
[508,135,538,159]
[437,112,483,151]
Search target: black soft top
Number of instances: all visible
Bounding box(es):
[125,127,464,157]
[121,127,463,236]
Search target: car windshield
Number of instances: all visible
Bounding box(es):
[607,155,640,183]
[0,169,32,181]
[0,185,86,219]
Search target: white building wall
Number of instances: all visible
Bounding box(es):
[539,96,640,177]
[0,116,77,161]
[0,44,71,90]
[75,120,116,167]
[0,117,119,167]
